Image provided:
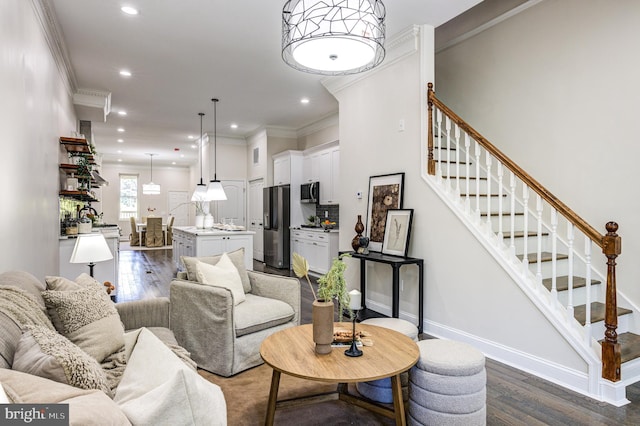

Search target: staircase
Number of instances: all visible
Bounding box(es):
[425,83,640,406]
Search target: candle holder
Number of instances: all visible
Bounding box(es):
[345,308,362,357]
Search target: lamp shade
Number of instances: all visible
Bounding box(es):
[142,182,161,195]
[191,183,208,201]
[282,0,386,75]
[207,180,227,201]
[69,234,113,264]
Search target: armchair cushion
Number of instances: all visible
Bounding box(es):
[234,294,295,337]
[195,254,246,305]
[116,297,170,330]
[181,248,251,293]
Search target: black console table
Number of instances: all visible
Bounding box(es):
[341,251,424,333]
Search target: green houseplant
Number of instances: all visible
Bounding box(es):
[292,252,352,354]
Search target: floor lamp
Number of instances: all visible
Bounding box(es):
[69,233,113,277]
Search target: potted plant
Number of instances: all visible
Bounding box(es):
[293,252,352,354]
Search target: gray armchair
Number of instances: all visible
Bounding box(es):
[169,270,300,377]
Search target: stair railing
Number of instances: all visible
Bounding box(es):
[426,83,622,382]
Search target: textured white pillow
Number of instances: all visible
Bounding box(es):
[114,328,226,425]
[195,253,246,305]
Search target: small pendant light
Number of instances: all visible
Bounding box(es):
[206,98,227,201]
[191,112,208,201]
[142,153,160,195]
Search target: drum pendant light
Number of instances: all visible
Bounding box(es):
[191,112,208,201]
[142,153,160,195]
[206,98,227,201]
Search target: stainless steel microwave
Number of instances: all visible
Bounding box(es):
[300,182,319,204]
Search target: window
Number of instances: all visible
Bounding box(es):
[119,174,138,220]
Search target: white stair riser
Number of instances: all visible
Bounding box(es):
[555,284,604,308]
[589,314,631,338]
[502,234,552,254]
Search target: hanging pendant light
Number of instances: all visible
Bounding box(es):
[191,112,208,201]
[142,153,160,195]
[206,98,227,201]
[282,0,386,76]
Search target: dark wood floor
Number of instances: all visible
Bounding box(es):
[116,247,640,425]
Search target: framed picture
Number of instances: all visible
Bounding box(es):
[382,209,413,257]
[365,173,404,252]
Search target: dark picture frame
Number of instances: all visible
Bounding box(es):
[382,209,413,257]
[365,173,404,252]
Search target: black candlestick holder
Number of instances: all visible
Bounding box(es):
[345,308,363,357]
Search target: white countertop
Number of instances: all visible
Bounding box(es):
[291,226,339,233]
[173,226,255,236]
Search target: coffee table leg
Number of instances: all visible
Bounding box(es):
[265,369,281,426]
[391,374,407,425]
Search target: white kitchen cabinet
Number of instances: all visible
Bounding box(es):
[291,229,339,275]
[273,150,303,187]
[173,226,254,270]
[302,153,321,184]
[302,144,339,205]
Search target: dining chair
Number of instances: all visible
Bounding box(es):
[129,216,140,246]
[145,217,164,247]
[166,215,175,245]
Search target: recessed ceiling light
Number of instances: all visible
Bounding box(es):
[117,158,122,162]
[117,150,122,154]
[190,144,197,149]
[230,123,238,129]
[120,6,139,15]
[117,139,124,143]
[118,110,127,116]
[172,161,176,165]
[180,154,185,158]
[117,128,125,132]
[300,98,310,104]
[119,70,132,77]
[188,135,194,140]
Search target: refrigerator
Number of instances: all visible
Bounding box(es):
[263,185,290,269]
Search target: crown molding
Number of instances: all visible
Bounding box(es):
[322,24,425,95]
[297,112,339,137]
[31,0,77,95]
[73,88,112,122]
[264,126,298,139]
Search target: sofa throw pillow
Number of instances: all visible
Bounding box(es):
[181,247,251,292]
[195,254,246,305]
[12,326,111,396]
[45,275,83,292]
[114,328,226,426]
[41,282,125,363]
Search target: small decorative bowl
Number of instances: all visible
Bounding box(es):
[321,223,335,230]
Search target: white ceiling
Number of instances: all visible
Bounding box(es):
[49,0,482,167]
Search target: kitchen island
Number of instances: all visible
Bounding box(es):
[172,226,255,270]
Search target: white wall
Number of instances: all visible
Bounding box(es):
[246,130,267,183]
[0,0,77,277]
[330,24,586,376]
[435,0,640,305]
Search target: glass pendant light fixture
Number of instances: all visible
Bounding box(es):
[282,0,386,76]
[142,153,160,195]
[191,112,208,201]
[206,98,227,201]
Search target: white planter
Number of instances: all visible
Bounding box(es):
[195,215,205,228]
[204,214,214,228]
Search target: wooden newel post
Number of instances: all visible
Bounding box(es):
[427,83,435,175]
[602,221,622,382]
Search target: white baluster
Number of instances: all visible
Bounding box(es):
[536,195,543,283]
[474,141,481,218]
[436,109,443,180]
[550,209,558,303]
[497,163,504,242]
[454,124,461,196]
[584,237,592,344]
[522,185,530,276]
[566,224,575,321]
[485,154,492,231]
[445,116,452,189]
[510,172,516,256]
[464,134,471,213]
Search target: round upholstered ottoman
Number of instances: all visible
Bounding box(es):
[408,339,486,426]
[356,318,419,404]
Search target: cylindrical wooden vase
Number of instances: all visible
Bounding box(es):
[312,300,334,354]
[351,215,365,252]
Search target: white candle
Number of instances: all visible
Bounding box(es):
[349,289,362,310]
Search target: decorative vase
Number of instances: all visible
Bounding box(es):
[195,215,205,228]
[204,214,214,228]
[312,299,334,354]
[351,215,365,252]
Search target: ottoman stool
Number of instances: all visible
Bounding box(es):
[408,339,486,426]
[356,318,419,404]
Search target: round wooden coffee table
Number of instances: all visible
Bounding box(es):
[260,323,419,425]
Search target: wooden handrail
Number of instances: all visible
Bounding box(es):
[427,83,622,382]
[427,83,604,247]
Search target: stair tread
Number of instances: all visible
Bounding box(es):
[574,302,632,326]
[517,251,568,263]
[541,275,602,292]
[480,212,525,217]
[600,332,640,364]
[461,193,508,197]
[503,231,549,238]
[436,159,469,164]
[443,176,487,180]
